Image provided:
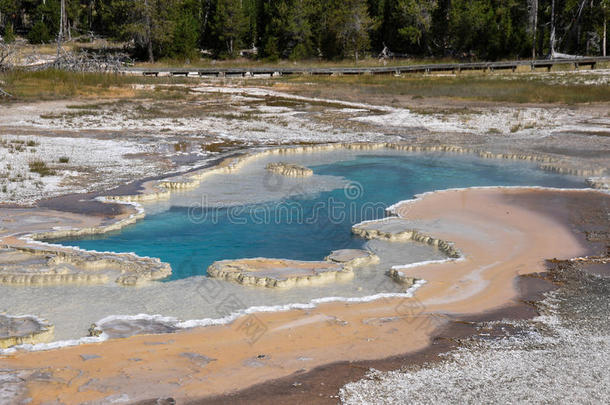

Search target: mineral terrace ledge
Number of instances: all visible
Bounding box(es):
[0,243,171,286]
[207,249,380,288]
[265,162,314,177]
[0,315,54,349]
[352,217,462,259]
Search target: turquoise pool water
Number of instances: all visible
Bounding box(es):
[54,153,583,280]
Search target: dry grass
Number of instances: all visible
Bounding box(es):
[28,160,55,177]
[279,73,610,104]
[2,64,609,106]
[0,70,198,102]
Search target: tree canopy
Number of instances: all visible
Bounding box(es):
[0,0,607,61]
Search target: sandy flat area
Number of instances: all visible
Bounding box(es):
[0,186,604,404]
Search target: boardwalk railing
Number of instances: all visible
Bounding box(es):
[125,56,610,78]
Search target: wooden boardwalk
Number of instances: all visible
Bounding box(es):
[125,56,610,78]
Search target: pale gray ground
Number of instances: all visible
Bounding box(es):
[340,266,610,404]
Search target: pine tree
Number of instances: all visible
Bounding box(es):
[385,0,435,53]
[2,21,14,43]
[264,0,313,59]
[172,13,199,59]
[213,0,247,57]
[331,0,374,60]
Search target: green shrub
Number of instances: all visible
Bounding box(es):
[28,21,52,44]
[58,156,69,163]
[3,23,15,43]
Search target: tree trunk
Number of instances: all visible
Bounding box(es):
[602,15,608,56]
[550,0,556,56]
[531,0,538,59]
[57,0,65,57]
[63,0,70,41]
[144,0,154,63]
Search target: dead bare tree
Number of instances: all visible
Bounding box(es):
[602,8,608,57]
[550,0,557,56]
[57,0,66,58]
[46,48,130,72]
[42,48,130,73]
[0,43,14,98]
[0,42,15,71]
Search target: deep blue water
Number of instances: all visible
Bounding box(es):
[54,153,583,280]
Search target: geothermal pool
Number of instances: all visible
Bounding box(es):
[55,150,583,280]
[0,149,586,341]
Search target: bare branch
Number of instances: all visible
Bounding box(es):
[0,87,12,98]
[0,42,16,72]
[29,50,132,73]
